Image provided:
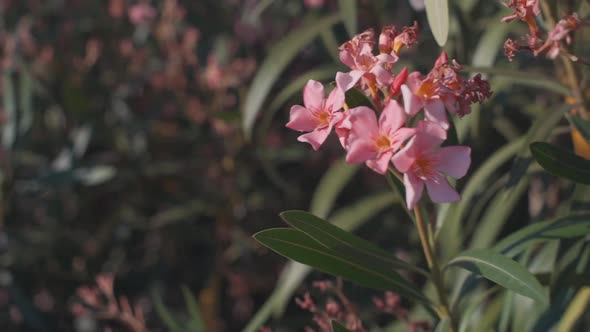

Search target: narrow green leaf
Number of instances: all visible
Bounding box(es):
[332,320,351,332]
[310,159,359,219]
[151,288,185,332]
[425,0,450,46]
[280,210,427,275]
[344,87,374,109]
[181,286,205,332]
[464,66,571,96]
[530,142,590,185]
[2,72,16,149]
[494,214,590,257]
[338,0,357,37]
[570,116,590,142]
[434,318,451,332]
[471,14,511,68]
[254,228,430,305]
[447,249,548,304]
[242,14,341,138]
[256,193,398,324]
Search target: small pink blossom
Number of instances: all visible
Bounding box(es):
[392,21,419,54]
[286,80,345,150]
[392,122,471,209]
[401,71,449,129]
[534,13,581,59]
[345,101,415,174]
[336,29,397,92]
[501,0,541,36]
[128,3,157,25]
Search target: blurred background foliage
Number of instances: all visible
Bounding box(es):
[0,0,589,331]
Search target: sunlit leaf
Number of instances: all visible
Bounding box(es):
[447,249,548,304]
[557,287,590,332]
[310,159,359,219]
[530,142,590,184]
[425,0,449,46]
[494,214,590,257]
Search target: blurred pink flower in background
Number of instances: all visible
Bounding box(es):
[128,2,157,25]
[304,0,325,9]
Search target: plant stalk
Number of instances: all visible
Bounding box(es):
[413,206,456,330]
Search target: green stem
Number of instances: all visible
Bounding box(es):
[413,206,457,330]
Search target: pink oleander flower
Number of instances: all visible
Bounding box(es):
[401,52,491,128]
[535,13,581,59]
[128,3,157,25]
[504,38,521,61]
[345,101,416,174]
[501,0,541,36]
[286,80,345,150]
[392,122,471,209]
[336,29,397,92]
[392,21,419,54]
[378,25,399,55]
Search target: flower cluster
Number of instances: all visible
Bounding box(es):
[287,24,492,209]
[501,0,585,61]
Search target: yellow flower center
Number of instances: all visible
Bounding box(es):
[375,135,391,151]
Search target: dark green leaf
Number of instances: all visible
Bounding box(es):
[280,210,427,275]
[570,116,590,142]
[344,88,374,109]
[530,142,590,185]
[332,320,351,332]
[494,214,590,257]
[254,228,430,306]
[446,249,548,304]
[338,0,357,37]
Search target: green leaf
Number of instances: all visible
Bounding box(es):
[570,116,590,142]
[464,66,571,96]
[181,286,205,332]
[425,0,449,46]
[242,14,341,138]
[280,210,427,275]
[494,214,590,257]
[332,320,351,332]
[310,159,359,219]
[471,14,511,68]
[244,193,398,332]
[151,287,185,332]
[530,142,590,185]
[338,0,357,37]
[446,249,548,304]
[344,87,374,109]
[434,318,452,332]
[254,228,430,305]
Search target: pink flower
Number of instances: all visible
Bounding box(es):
[128,3,156,25]
[345,101,415,174]
[286,80,345,150]
[401,71,450,129]
[534,13,581,59]
[336,29,397,92]
[501,0,540,36]
[392,122,471,209]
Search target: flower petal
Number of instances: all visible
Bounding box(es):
[424,100,449,129]
[346,138,377,163]
[366,150,393,174]
[298,126,331,151]
[392,139,416,173]
[425,176,460,203]
[303,80,325,111]
[401,85,423,115]
[286,105,317,131]
[404,173,424,209]
[348,106,379,138]
[379,100,406,134]
[371,64,393,86]
[326,87,345,112]
[336,70,364,92]
[434,146,471,179]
